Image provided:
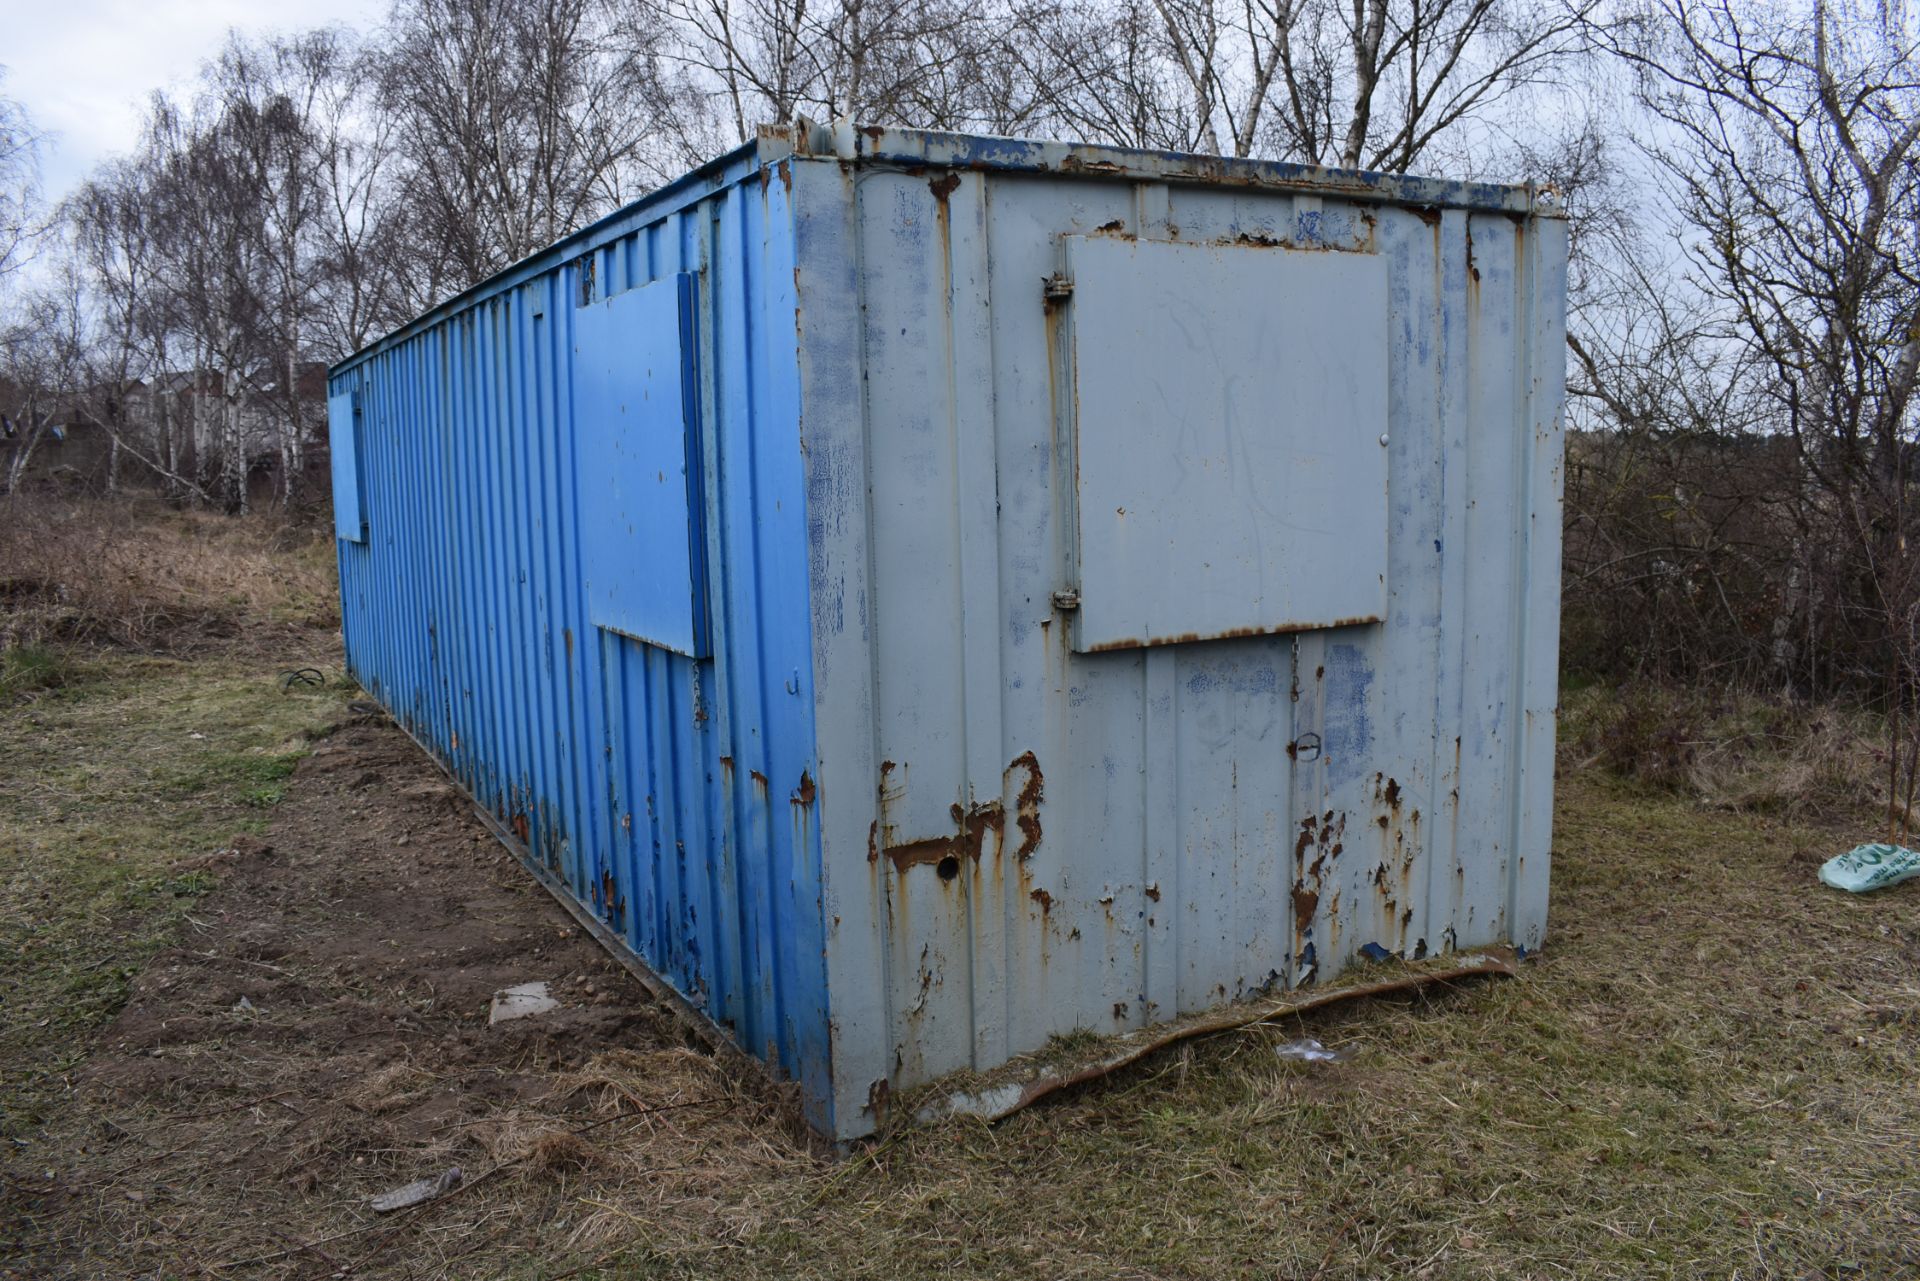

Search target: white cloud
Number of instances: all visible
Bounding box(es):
[3,0,388,206]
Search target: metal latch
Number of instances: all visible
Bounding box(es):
[1052,588,1081,610]
[1043,273,1074,301]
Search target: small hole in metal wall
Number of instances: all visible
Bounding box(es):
[936,855,961,882]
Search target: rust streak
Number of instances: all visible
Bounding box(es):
[794,769,816,806]
[928,172,961,202]
[1008,751,1044,858]
[885,800,1004,874]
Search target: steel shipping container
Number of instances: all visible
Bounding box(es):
[329,122,1569,1142]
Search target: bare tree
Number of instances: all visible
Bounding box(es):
[1,273,87,497]
[0,70,44,284]
[1620,0,1919,678]
[378,0,679,298]
[666,0,1037,139]
[305,36,414,357]
[1102,0,1599,166]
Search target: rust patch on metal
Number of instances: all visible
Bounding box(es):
[1059,154,1125,176]
[1096,218,1126,233]
[1144,882,1161,902]
[1030,887,1053,913]
[750,769,769,792]
[879,837,948,875]
[1234,231,1282,247]
[1008,751,1044,858]
[867,820,880,863]
[794,769,816,806]
[1292,886,1320,931]
[1077,616,1383,652]
[928,172,961,202]
[563,627,573,660]
[1412,204,1442,227]
[1384,777,1401,808]
[719,754,733,774]
[884,799,1004,873]
[511,813,530,842]
[777,159,791,192]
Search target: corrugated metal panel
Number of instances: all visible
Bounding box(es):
[787,129,1566,1135]
[334,124,1566,1142]
[330,144,836,1134]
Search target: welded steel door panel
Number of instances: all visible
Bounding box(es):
[1061,235,1389,651]
[573,272,710,657]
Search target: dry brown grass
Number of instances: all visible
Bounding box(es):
[0,493,338,653]
[1562,680,1892,821]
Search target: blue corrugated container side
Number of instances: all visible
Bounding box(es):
[328,142,838,1134]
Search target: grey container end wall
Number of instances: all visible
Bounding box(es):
[329,122,1569,1142]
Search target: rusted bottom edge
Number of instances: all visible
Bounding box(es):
[373,708,797,1132]
[907,948,1518,1128]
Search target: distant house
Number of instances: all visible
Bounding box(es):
[1,362,330,503]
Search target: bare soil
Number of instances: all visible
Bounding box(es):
[4,716,800,1279]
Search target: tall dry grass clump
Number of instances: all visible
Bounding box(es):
[1562,681,1890,822]
[0,494,338,653]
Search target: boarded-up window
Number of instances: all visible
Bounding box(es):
[1061,235,1389,651]
[329,390,366,544]
[572,273,710,657]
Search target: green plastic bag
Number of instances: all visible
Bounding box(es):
[1819,843,1920,893]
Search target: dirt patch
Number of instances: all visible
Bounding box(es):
[3,716,806,1278]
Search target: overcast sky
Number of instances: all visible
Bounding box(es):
[4,0,388,208]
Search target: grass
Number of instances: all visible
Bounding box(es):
[0,651,353,1134]
[0,493,350,1140]
[525,770,1919,1281]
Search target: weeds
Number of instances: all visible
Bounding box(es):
[0,494,338,653]
[1562,681,1889,820]
[0,642,75,696]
